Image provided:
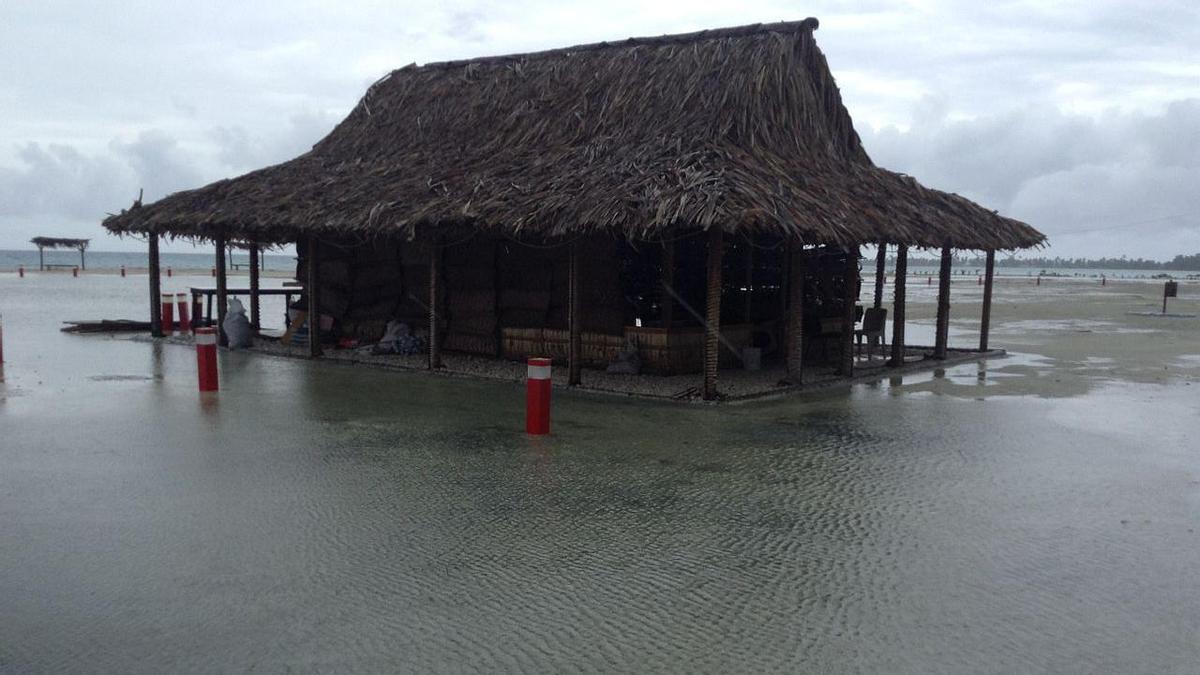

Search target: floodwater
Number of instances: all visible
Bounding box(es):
[2,272,1199,672]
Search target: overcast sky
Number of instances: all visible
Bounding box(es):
[1,0,1197,258]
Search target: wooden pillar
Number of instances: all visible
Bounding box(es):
[248,243,261,331]
[306,237,321,358]
[838,247,858,376]
[743,243,754,323]
[428,237,442,369]
[934,244,952,359]
[660,240,674,329]
[889,244,908,366]
[568,242,582,386]
[873,244,886,309]
[148,234,162,337]
[786,243,805,383]
[80,246,86,271]
[215,234,229,347]
[980,249,995,352]
[38,246,44,271]
[702,227,723,401]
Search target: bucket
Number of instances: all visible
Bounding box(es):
[742,346,762,371]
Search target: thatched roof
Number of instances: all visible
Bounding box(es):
[31,237,89,249]
[103,18,1044,251]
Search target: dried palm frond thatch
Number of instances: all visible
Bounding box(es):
[102,18,1044,250]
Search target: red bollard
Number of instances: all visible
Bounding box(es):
[161,293,175,334]
[120,265,126,277]
[195,327,219,392]
[176,293,191,332]
[526,357,552,435]
[18,266,24,278]
[72,267,79,278]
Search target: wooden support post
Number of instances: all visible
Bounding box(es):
[568,242,582,386]
[838,247,858,376]
[980,249,995,352]
[661,240,674,329]
[80,246,86,271]
[786,243,805,383]
[889,244,908,366]
[306,237,321,358]
[215,234,229,347]
[493,241,503,357]
[873,244,886,309]
[148,234,162,337]
[429,237,442,369]
[934,244,952,359]
[249,243,261,331]
[743,242,754,323]
[702,227,723,401]
[38,246,44,271]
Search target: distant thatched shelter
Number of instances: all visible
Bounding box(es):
[103,18,1043,399]
[30,237,89,270]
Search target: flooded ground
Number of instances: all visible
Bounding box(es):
[2,271,1198,672]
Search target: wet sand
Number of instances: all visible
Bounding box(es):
[1,272,1198,672]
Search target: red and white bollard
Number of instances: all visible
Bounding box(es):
[195,327,219,392]
[526,357,552,435]
[176,293,191,333]
[161,293,175,334]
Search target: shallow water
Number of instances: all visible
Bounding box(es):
[1,273,1198,672]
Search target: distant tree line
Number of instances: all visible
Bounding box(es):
[902,253,1200,270]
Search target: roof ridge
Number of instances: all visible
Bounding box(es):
[405,17,819,73]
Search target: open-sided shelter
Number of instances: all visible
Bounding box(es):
[103,18,1044,399]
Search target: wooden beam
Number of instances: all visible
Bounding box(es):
[838,247,858,376]
[148,234,162,337]
[248,243,261,331]
[568,242,582,386]
[889,244,908,366]
[980,249,995,352]
[873,244,886,309]
[306,237,321,358]
[934,244,952,359]
[786,243,805,383]
[743,241,754,323]
[660,240,674,329]
[215,234,229,347]
[428,237,442,369]
[702,227,723,401]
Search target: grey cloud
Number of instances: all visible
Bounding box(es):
[860,99,1200,255]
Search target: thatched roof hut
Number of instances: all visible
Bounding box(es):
[103,18,1042,251]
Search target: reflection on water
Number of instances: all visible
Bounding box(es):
[1,273,1199,672]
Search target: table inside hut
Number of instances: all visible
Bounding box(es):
[189,287,298,328]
